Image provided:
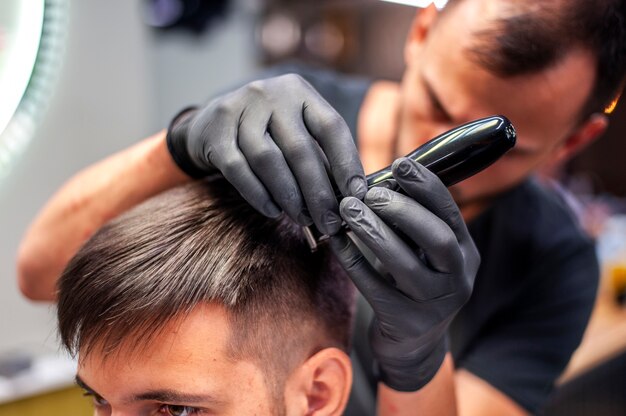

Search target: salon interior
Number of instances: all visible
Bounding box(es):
[0,0,625,415]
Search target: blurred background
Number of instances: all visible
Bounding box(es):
[0,0,624,414]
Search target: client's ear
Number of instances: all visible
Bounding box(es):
[552,113,608,164]
[285,348,352,416]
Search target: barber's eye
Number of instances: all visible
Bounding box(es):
[159,404,200,415]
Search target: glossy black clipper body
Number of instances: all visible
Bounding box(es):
[366,115,516,191]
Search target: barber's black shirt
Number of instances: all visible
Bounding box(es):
[268,65,599,414]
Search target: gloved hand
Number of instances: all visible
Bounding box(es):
[166,73,367,236]
[330,157,480,391]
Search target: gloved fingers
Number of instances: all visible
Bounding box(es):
[328,233,403,311]
[364,187,464,275]
[213,145,281,218]
[188,109,281,218]
[238,110,311,225]
[392,158,473,245]
[269,114,341,235]
[301,93,367,201]
[339,197,453,301]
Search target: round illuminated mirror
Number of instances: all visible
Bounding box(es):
[0,0,66,181]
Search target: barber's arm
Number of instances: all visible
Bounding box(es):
[329,158,480,416]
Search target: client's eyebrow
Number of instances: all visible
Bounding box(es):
[132,390,225,405]
[75,374,224,406]
[75,375,96,394]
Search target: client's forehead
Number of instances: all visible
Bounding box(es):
[77,303,271,411]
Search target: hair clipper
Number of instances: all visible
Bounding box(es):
[303,115,517,251]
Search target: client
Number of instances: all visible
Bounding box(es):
[56,176,356,416]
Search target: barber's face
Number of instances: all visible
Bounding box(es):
[398,2,597,208]
[76,304,281,415]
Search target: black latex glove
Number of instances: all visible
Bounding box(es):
[166,74,367,235]
[330,157,480,392]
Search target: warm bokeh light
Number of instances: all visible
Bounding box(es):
[604,90,622,115]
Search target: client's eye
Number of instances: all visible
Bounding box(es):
[82,391,109,407]
[159,404,202,416]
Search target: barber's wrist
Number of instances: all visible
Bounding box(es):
[166,106,206,178]
[377,338,448,392]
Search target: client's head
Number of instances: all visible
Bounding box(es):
[57,177,356,416]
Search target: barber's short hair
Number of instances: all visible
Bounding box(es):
[446,0,626,118]
[57,176,355,382]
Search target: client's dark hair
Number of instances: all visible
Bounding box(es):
[446,0,626,118]
[57,176,355,390]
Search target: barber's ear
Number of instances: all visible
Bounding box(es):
[285,348,352,416]
[405,4,439,64]
[552,113,608,164]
